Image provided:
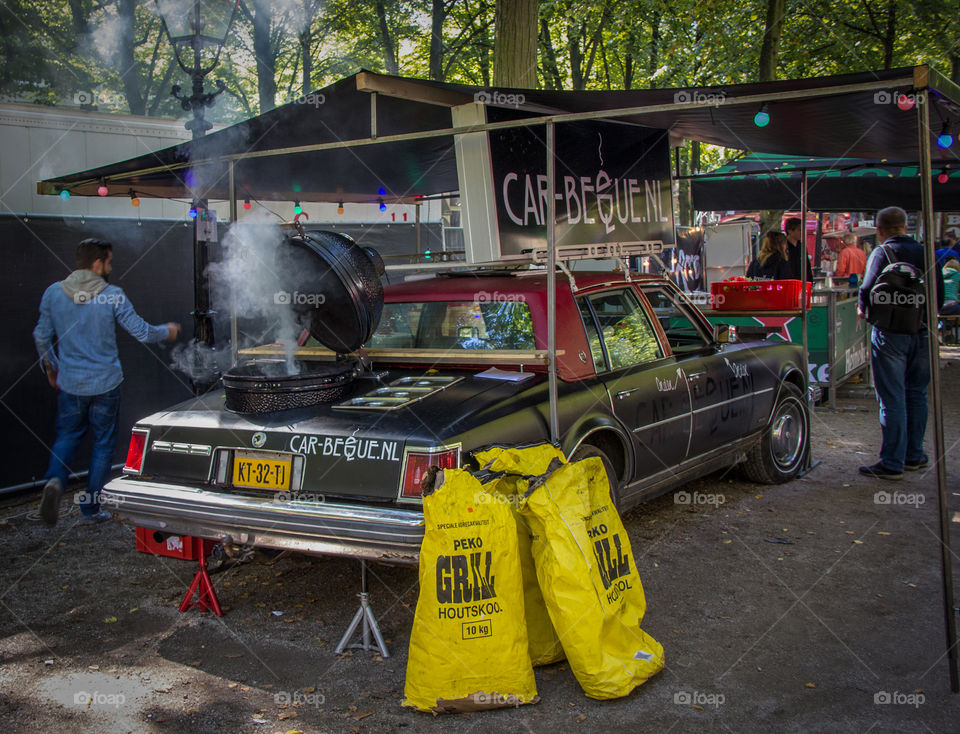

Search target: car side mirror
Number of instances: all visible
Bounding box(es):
[713,323,730,344]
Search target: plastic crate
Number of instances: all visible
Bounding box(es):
[710,279,812,311]
[135,527,214,560]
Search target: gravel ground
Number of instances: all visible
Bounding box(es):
[3,359,960,733]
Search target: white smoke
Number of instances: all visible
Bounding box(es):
[207,213,304,374]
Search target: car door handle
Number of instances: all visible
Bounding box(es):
[616,388,642,399]
[687,371,706,380]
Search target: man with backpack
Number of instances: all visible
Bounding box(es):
[858,207,943,480]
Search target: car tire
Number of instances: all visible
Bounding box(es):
[570,443,622,511]
[743,381,809,484]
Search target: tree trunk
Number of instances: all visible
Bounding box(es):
[882,0,895,69]
[117,0,145,115]
[253,0,277,111]
[375,0,399,74]
[952,53,960,85]
[301,28,312,93]
[539,18,563,89]
[568,21,584,89]
[429,0,445,81]
[758,0,786,81]
[647,12,660,88]
[493,0,538,87]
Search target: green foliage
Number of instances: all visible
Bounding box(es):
[0,0,956,123]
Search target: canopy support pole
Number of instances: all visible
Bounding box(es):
[800,171,811,461]
[918,88,959,693]
[546,122,560,444]
[228,161,239,367]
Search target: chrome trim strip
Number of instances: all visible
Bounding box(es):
[152,440,212,456]
[632,387,774,433]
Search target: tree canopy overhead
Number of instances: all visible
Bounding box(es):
[1,0,956,126]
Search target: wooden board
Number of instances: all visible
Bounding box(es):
[236,345,563,366]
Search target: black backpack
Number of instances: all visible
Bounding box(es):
[865,245,926,334]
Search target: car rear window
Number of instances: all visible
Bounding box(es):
[369,301,536,350]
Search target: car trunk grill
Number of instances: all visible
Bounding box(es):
[336,375,463,411]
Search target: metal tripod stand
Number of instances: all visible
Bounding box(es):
[334,559,390,657]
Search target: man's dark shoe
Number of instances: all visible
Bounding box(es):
[39,477,63,526]
[859,462,904,481]
[904,456,930,471]
[80,510,111,524]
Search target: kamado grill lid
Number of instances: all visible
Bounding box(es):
[276,231,386,354]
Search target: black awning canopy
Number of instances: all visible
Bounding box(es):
[690,153,960,212]
[37,66,960,205]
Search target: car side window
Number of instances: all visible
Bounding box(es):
[587,289,663,370]
[576,297,607,372]
[643,287,711,354]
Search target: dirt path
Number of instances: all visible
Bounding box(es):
[3,360,960,733]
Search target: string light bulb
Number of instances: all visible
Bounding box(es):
[97,180,108,197]
[337,201,344,215]
[58,189,71,201]
[938,170,950,184]
[937,123,953,149]
[378,198,386,212]
[129,190,140,207]
[188,206,198,218]
[242,199,251,210]
[753,103,770,128]
[293,200,302,215]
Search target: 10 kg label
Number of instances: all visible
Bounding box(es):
[462,620,492,640]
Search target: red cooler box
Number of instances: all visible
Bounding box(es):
[710,279,812,311]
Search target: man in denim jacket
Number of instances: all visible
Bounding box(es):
[33,239,180,525]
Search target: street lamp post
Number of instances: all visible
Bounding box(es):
[155,0,239,392]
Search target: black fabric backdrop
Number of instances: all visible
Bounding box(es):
[1,215,441,489]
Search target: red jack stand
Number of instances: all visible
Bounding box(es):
[178,537,223,616]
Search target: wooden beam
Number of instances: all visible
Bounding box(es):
[236,344,561,365]
[355,71,474,107]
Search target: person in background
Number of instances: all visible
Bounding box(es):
[784,217,813,281]
[747,231,791,279]
[857,207,943,480]
[33,239,181,526]
[834,233,867,281]
[935,235,960,267]
[941,258,960,316]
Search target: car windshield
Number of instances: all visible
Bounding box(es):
[367,301,536,350]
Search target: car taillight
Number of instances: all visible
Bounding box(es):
[124,428,149,474]
[400,446,460,500]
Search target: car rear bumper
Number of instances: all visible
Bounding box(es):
[101,477,423,564]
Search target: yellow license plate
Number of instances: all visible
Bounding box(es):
[232,452,292,490]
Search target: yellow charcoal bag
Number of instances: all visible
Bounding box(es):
[519,453,665,699]
[474,444,566,667]
[402,468,538,714]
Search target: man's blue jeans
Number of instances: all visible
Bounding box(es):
[44,386,121,517]
[870,327,930,471]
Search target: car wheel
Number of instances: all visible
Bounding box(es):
[743,382,809,483]
[570,443,622,511]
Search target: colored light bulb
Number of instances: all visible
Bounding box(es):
[59,189,71,201]
[97,184,108,197]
